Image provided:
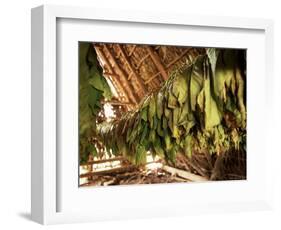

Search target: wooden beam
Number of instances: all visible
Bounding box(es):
[103,44,139,104]
[162,165,208,182]
[117,44,147,94]
[94,45,130,104]
[146,46,168,80]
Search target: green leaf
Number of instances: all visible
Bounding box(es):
[164,132,172,151]
[148,95,156,128]
[167,91,178,109]
[172,74,188,105]
[135,144,147,165]
[156,91,164,119]
[153,136,165,158]
[183,135,193,158]
[140,106,148,121]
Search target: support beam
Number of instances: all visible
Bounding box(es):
[103,44,139,104]
[162,165,208,182]
[146,46,168,81]
[117,44,147,95]
[94,45,131,105]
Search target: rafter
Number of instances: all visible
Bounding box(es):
[146,46,168,81]
[94,44,131,104]
[117,44,147,95]
[103,44,139,104]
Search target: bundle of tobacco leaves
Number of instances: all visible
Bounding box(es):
[79,43,112,164]
[97,48,246,166]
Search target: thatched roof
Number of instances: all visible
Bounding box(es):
[94,43,205,110]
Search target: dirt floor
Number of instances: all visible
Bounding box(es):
[80,167,190,187]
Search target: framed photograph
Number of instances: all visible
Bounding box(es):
[31,5,274,225]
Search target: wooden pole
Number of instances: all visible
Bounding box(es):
[94,45,131,105]
[162,165,208,182]
[103,44,139,104]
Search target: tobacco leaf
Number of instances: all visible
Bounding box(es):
[97,48,246,165]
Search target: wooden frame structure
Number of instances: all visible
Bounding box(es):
[94,43,203,108]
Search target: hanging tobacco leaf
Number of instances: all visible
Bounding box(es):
[79,42,113,164]
[96,48,246,166]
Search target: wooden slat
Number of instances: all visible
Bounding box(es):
[162,165,208,182]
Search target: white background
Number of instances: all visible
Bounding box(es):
[0,0,280,229]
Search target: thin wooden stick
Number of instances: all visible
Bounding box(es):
[162,165,208,182]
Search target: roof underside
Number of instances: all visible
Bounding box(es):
[94,43,205,110]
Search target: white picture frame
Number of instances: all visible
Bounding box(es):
[31,5,274,225]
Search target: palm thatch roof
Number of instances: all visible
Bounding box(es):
[94,43,205,110]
